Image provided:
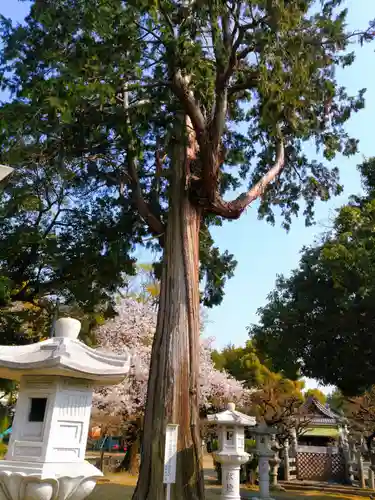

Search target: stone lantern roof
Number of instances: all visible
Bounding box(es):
[0,164,13,181]
[0,317,130,386]
[207,403,257,427]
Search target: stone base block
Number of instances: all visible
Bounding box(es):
[270,484,286,492]
[0,460,102,500]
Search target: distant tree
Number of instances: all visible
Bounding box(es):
[251,159,375,396]
[305,389,327,405]
[327,389,345,413]
[212,341,275,388]
[212,341,305,441]
[338,387,375,450]
[248,370,304,428]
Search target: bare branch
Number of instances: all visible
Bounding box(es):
[208,139,285,219]
[134,21,164,44]
[159,5,175,36]
[122,87,165,240]
[228,70,258,95]
[170,71,206,134]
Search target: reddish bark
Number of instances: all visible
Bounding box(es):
[132,122,204,500]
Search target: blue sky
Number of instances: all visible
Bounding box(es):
[2,1,375,392]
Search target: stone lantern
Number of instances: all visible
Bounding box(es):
[207,403,256,500]
[0,317,131,500]
[252,423,277,500]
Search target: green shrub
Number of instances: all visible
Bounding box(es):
[0,442,8,458]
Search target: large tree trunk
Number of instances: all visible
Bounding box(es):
[132,129,204,500]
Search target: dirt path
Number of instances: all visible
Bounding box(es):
[88,454,368,500]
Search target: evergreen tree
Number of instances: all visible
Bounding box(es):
[251,158,375,396]
[1,2,373,498]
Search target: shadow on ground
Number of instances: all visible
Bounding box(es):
[86,454,366,500]
[88,483,134,500]
[88,483,365,500]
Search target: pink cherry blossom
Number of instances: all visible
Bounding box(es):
[93,299,248,418]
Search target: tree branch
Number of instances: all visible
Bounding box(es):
[208,139,285,219]
[159,5,175,36]
[170,71,206,135]
[228,70,259,95]
[122,87,165,241]
[125,154,165,239]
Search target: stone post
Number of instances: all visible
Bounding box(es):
[222,465,242,499]
[290,428,298,458]
[269,455,281,490]
[357,449,366,489]
[368,468,375,490]
[347,439,357,485]
[259,455,272,499]
[253,423,276,500]
[283,439,290,481]
[339,424,352,484]
[370,450,375,491]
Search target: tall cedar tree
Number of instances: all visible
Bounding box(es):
[0,2,374,499]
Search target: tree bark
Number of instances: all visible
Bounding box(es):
[132,124,204,500]
[128,439,140,476]
[118,437,139,475]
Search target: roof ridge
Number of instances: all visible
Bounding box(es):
[303,396,339,420]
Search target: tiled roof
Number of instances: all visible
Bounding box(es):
[301,396,341,423]
[309,418,337,425]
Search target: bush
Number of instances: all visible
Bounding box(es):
[0,442,7,458]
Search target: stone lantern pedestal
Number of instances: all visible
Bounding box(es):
[0,317,131,500]
[207,403,256,500]
[269,455,281,490]
[269,436,284,492]
[252,423,277,500]
[217,454,250,500]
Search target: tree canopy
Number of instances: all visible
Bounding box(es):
[250,158,375,396]
[211,341,272,388]
[1,1,372,311]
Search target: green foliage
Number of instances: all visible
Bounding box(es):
[305,389,327,405]
[0,0,372,329]
[251,158,375,396]
[212,341,304,428]
[327,389,345,413]
[212,341,274,388]
[0,443,7,458]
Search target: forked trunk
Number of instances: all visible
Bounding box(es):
[132,131,204,500]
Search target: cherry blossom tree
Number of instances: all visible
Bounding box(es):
[93,298,247,419]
